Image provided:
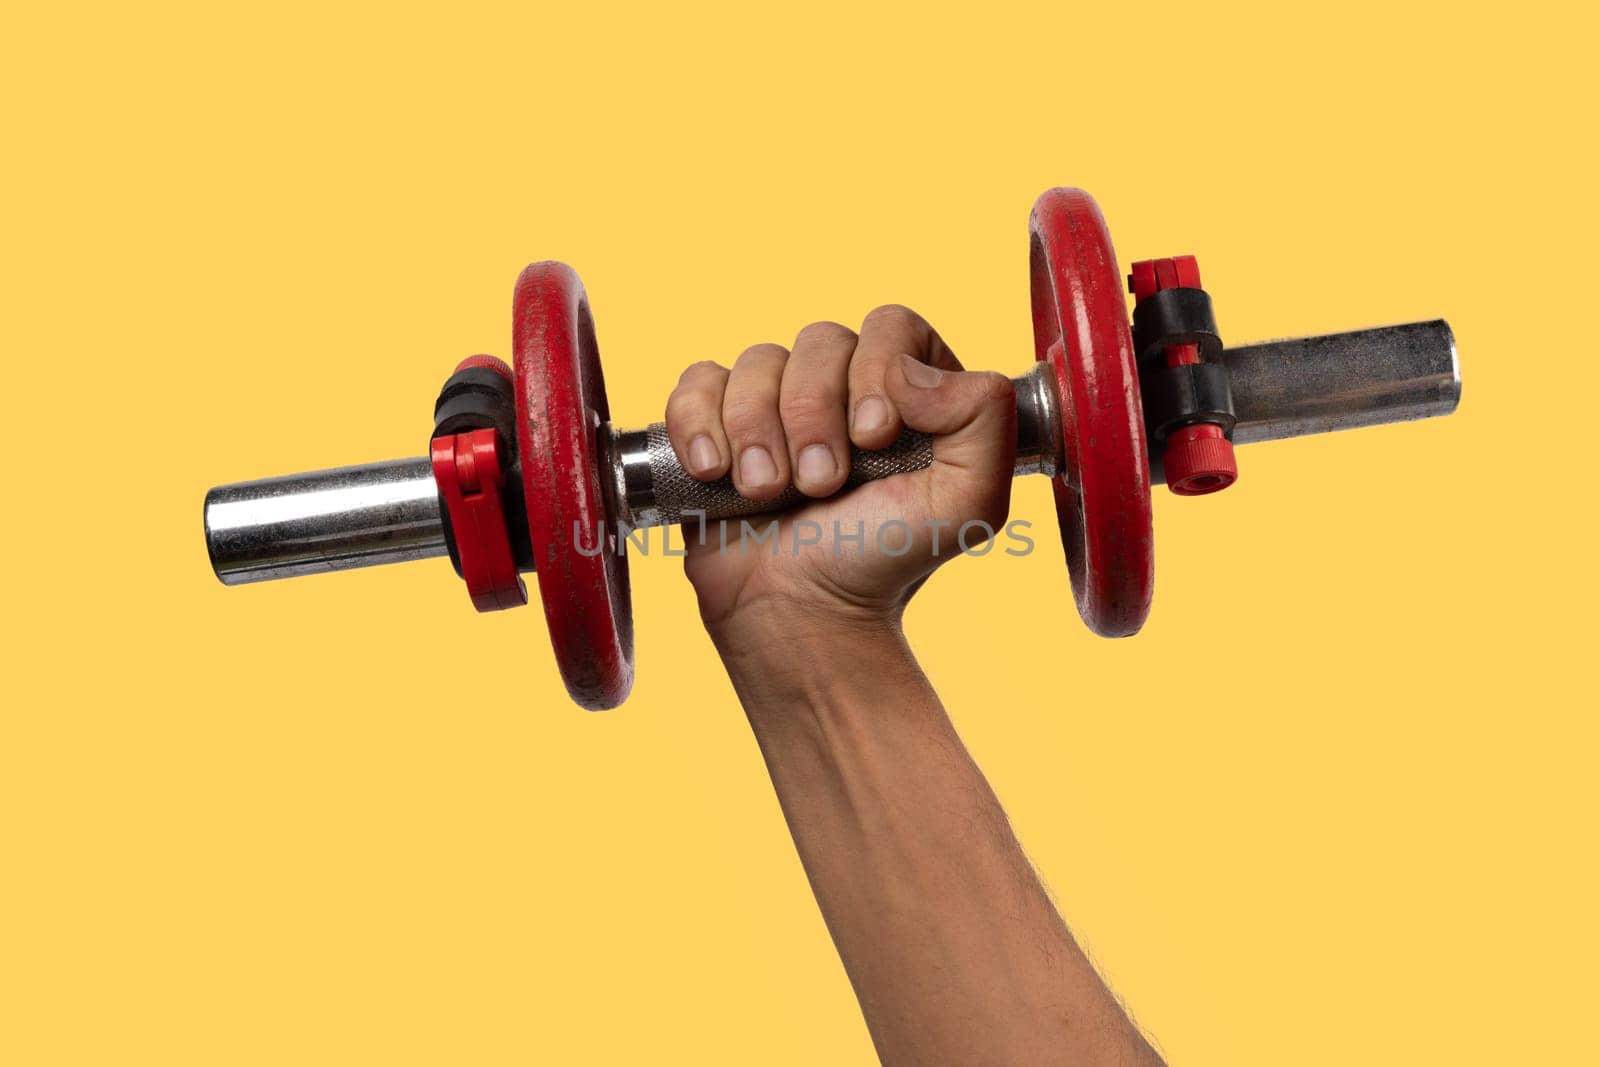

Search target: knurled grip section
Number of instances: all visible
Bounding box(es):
[640,422,934,526]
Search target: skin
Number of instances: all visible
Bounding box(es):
[664,306,1165,1067]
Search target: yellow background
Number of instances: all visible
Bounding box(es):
[3,2,1595,1063]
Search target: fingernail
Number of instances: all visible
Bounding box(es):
[739,445,779,488]
[688,434,719,475]
[853,397,888,434]
[900,353,944,389]
[797,443,836,485]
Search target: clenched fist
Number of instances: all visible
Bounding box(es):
[662,304,1018,643]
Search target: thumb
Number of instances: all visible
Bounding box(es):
[886,353,1016,485]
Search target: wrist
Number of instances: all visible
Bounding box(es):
[702,583,904,660]
[710,606,923,714]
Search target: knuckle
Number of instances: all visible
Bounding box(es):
[794,320,856,349]
[863,303,922,331]
[779,389,840,426]
[720,396,774,439]
[735,342,788,367]
[664,386,711,422]
[676,359,726,388]
[976,370,1014,403]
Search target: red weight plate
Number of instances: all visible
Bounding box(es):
[514,262,635,709]
[1028,188,1154,637]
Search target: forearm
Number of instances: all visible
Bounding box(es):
[715,616,1163,1067]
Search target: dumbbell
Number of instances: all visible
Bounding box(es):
[203,187,1460,709]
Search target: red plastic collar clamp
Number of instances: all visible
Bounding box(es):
[1129,256,1238,496]
[430,427,529,612]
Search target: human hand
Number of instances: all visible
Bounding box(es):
[662,305,1017,647]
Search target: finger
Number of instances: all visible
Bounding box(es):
[780,321,856,497]
[848,304,963,451]
[885,355,1015,483]
[664,360,732,480]
[722,343,791,500]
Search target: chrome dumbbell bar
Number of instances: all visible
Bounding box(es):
[204,320,1459,587]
